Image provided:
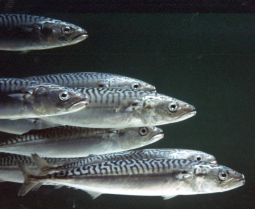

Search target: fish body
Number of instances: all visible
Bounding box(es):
[0,14,87,51]
[0,118,59,135]
[0,126,163,157]
[26,72,156,91]
[0,78,88,119]
[0,148,214,183]
[53,148,217,170]
[0,153,77,183]
[18,158,245,198]
[43,88,196,128]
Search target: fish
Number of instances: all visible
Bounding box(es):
[42,88,196,128]
[0,148,214,184]
[18,157,245,199]
[0,78,88,119]
[0,118,59,135]
[0,126,164,157]
[0,153,78,183]
[0,14,87,51]
[26,72,156,91]
[32,148,217,174]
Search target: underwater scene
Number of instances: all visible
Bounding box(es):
[0,5,253,209]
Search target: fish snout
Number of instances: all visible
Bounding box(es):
[73,28,88,41]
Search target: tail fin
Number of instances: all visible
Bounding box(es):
[17,163,42,197]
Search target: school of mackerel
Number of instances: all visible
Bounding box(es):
[0,13,245,203]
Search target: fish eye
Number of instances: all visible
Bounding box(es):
[139,127,149,136]
[97,82,109,88]
[168,102,178,113]
[132,83,140,89]
[181,170,188,174]
[63,26,72,34]
[132,102,139,106]
[218,171,228,181]
[196,155,202,161]
[98,84,106,88]
[59,91,70,101]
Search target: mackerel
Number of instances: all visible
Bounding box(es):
[0,78,88,119]
[0,14,87,51]
[18,158,245,199]
[0,126,163,157]
[0,118,59,135]
[26,72,156,91]
[0,148,215,183]
[43,88,196,128]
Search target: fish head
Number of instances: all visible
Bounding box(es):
[38,20,87,47]
[177,149,217,164]
[192,164,245,193]
[112,126,164,149]
[142,94,196,125]
[24,84,88,116]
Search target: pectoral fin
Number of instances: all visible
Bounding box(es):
[162,195,177,200]
[116,100,143,112]
[8,91,33,102]
[86,190,102,199]
[175,170,193,180]
[8,93,25,101]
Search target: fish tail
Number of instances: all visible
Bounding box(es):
[17,163,42,197]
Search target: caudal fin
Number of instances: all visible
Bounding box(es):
[17,162,42,197]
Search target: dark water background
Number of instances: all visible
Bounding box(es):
[0,11,254,209]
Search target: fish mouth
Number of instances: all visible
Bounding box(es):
[150,133,164,143]
[145,85,157,91]
[240,174,245,185]
[210,160,218,164]
[69,100,88,112]
[222,175,245,189]
[232,177,245,188]
[72,32,88,41]
[175,110,197,122]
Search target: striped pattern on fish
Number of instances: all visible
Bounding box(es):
[0,153,78,167]
[43,87,196,128]
[0,14,87,51]
[54,149,216,170]
[52,159,209,177]
[0,78,39,92]
[0,126,113,146]
[0,126,163,158]
[76,87,156,106]
[26,72,156,90]
[0,14,60,27]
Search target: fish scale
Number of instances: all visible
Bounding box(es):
[51,159,207,178]
[0,78,39,92]
[0,153,77,167]
[0,126,163,157]
[28,73,115,84]
[0,14,87,51]
[0,14,58,27]
[0,126,116,146]
[43,87,196,128]
[26,72,156,90]
[73,87,155,106]
[0,78,87,120]
[25,149,216,172]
